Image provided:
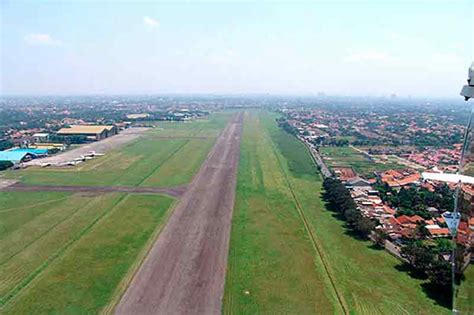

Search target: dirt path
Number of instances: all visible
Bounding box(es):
[0,183,186,198]
[115,112,243,315]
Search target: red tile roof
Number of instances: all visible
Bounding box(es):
[428,228,450,237]
[396,215,424,225]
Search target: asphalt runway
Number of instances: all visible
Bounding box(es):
[115,112,243,315]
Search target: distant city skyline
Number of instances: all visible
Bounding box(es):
[1,0,473,97]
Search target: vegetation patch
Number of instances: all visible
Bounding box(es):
[457,265,473,313]
[0,193,124,305]
[2,194,174,314]
[269,120,318,179]
[224,111,337,314]
[224,110,450,314]
[320,146,403,177]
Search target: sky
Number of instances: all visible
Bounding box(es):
[1,0,473,97]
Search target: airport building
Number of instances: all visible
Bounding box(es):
[0,151,38,164]
[56,125,118,141]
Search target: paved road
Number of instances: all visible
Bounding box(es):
[115,112,243,315]
[300,139,332,178]
[0,183,186,197]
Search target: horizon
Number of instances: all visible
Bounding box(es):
[0,92,469,101]
[1,0,473,97]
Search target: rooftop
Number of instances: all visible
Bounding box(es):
[57,125,115,135]
[0,151,35,162]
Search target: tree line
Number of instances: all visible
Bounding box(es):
[322,178,375,239]
[323,178,453,303]
[400,240,452,298]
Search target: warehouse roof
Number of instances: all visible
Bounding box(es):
[33,133,49,137]
[126,113,150,119]
[0,151,36,163]
[57,125,115,135]
[423,172,474,185]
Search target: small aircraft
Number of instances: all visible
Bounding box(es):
[88,151,104,157]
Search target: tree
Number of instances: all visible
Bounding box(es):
[0,161,13,171]
[414,222,430,240]
[427,260,452,289]
[323,177,376,239]
[0,140,13,151]
[373,229,388,248]
[344,207,360,226]
[434,238,454,254]
[354,216,376,239]
[400,241,435,272]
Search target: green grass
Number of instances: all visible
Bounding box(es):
[457,265,473,313]
[145,111,233,138]
[272,128,318,179]
[224,111,338,314]
[0,191,69,239]
[320,146,403,177]
[224,110,449,314]
[3,112,231,187]
[0,193,124,304]
[140,137,215,187]
[2,194,174,314]
[0,112,234,313]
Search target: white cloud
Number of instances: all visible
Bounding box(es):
[388,32,402,40]
[143,16,159,28]
[344,51,398,64]
[24,33,61,46]
[431,53,462,64]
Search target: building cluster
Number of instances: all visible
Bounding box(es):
[407,146,462,170]
[0,96,216,154]
[0,124,120,166]
[280,105,465,162]
[379,169,421,188]
[0,96,217,169]
[335,166,473,258]
[282,103,472,273]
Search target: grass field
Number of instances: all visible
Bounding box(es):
[1,193,174,313]
[457,265,473,313]
[320,146,404,177]
[224,111,338,314]
[224,110,449,314]
[0,112,232,313]
[3,111,232,187]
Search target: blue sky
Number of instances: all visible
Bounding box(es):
[1,0,473,97]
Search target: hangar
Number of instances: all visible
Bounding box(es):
[0,151,38,164]
[11,148,49,156]
[56,125,118,141]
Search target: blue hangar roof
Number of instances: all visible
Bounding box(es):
[0,151,37,163]
[11,148,49,155]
